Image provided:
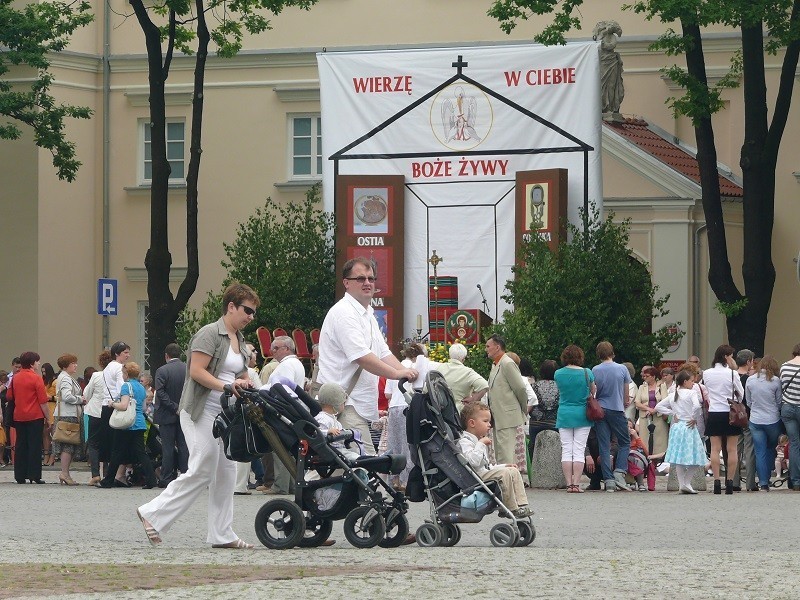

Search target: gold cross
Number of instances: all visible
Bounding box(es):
[428,250,443,278]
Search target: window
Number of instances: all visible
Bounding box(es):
[289,114,322,179]
[140,119,186,183]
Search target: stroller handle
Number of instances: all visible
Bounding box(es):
[398,378,410,394]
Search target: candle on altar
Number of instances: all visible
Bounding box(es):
[416,314,422,330]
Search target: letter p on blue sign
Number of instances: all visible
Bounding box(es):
[98,278,118,315]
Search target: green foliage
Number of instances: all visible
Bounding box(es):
[463,342,494,379]
[495,207,678,369]
[219,184,336,339]
[0,0,94,181]
[714,297,749,318]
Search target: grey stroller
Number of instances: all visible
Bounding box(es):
[404,371,535,547]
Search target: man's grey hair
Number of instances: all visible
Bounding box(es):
[735,349,755,366]
[449,343,467,361]
[273,336,295,353]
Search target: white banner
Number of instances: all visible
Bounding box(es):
[319,43,602,340]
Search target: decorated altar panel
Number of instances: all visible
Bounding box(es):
[319,44,602,344]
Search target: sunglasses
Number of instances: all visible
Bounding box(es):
[345,276,377,283]
[237,304,256,316]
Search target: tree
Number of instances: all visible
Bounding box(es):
[220,185,336,338]
[176,185,335,350]
[494,208,676,369]
[128,0,318,375]
[487,0,800,356]
[0,0,93,181]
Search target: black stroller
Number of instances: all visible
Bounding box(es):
[216,383,409,549]
[405,371,535,547]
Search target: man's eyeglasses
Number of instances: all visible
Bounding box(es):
[345,276,377,283]
[237,304,256,316]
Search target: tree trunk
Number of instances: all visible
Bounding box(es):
[729,22,775,356]
[681,21,744,309]
[130,1,176,374]
[172,0,207,322]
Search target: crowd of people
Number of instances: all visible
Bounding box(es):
[2,258,800,550]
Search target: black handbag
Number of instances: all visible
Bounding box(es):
[213,391,271,462]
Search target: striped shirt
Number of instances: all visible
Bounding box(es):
[780,362,800,405]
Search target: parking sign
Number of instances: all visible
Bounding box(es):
[98,278,118,315]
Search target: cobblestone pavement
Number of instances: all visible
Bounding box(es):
[0,465,798,599]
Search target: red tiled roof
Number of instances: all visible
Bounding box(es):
[603,117,743,198]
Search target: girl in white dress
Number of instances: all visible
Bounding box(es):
[655,370,707,494]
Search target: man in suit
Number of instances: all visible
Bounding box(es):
[153,343,189,487]
[485,334,528,467]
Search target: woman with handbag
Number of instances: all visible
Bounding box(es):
[779,343,800,490]
[7,352,49,484]
[702,344,745,495]
[554,345,595,493]
[83,351,113,486]
[634,366,670,464]
[100,362,157,489]
[136,283,259,548]
[53,354,86,485]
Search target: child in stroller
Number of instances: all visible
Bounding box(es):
[458,403,533,518]
[405,371,535,547]
[221,382,410,549]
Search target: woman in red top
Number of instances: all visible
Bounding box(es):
[7,352,49,484]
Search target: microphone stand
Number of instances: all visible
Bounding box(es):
[477,284,490,315]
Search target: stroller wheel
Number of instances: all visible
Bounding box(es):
[254,499,306,550]
[343,506,386,549]
[515,521,536,546]
[441,523,461,547]
[298,515,334,548]
[378,513,410,548]
[489,523,518,548]
[415,523,443,548]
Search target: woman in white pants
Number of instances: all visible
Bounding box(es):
[136,283,260,548]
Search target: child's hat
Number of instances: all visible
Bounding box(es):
[318,383,347,410]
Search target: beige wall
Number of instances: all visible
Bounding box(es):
[0,130,39,362]
[2,1,799,370]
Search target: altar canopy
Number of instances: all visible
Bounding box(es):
[319,44,602,340]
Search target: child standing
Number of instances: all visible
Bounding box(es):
[457,403,532,518]
[655,370,707,494]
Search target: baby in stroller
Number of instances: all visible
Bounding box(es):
[406,371,535,547]
[314,383,362,461]
[458,403,532,518]
[222,382,410,549]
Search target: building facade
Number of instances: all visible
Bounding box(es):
[1,1,797,369]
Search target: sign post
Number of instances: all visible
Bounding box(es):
[97,278,118,316]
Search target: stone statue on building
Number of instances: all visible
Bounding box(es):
[593,20,625,116]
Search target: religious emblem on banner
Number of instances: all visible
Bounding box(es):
[431,83,493,151]
[447,310,477,344]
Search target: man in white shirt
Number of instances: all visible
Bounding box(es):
[257,337,307,495]
[264,336,306,389]
[317,257,417,455]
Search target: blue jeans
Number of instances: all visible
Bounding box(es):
[595,409,631,482]
[748,421,782,486]
[781,403,800,487]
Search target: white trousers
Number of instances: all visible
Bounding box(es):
[559,426,592,463]
[138,409,238,545]
[234,461,252,493]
